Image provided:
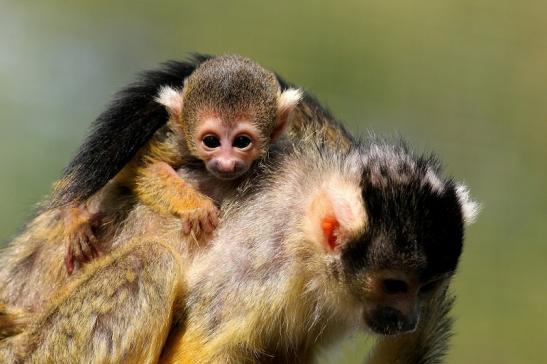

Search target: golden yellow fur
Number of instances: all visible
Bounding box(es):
[5,239,186,363]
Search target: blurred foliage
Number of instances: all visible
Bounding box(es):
[0,1,545,362]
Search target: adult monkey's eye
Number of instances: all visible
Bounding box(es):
[233,135,252,149]
[203,135,221,149]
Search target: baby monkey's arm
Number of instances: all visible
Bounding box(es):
[134,159,219,236]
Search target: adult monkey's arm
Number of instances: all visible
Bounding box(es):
[1,240,185,364]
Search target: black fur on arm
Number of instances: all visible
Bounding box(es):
[49,54,212,208]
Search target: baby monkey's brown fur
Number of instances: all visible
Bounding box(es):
[56,55,301,274]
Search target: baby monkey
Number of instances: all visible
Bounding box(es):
[55,55,302,273]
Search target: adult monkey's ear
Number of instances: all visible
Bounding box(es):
[303,179,368,253]
[156,86,184,120]
[271,88,303,140]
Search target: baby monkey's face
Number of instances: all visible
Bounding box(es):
[194,115,264,180]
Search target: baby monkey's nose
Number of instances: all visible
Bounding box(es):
[216,158,237,173]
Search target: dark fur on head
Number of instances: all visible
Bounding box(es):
[181,55,280,147]
[343,141,464,282]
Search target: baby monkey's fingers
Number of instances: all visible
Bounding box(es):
[182,219,194,235]
[65,244,75,275]
[63,206,102,274]
[82,225,102,258]
[200,206,219,234]
[64,224,101,275]
[180,206,218,236]
[180,213,202,235]
[208,206,219,229]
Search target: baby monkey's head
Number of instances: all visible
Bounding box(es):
[158,55,302,180]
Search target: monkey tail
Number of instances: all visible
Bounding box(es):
[49,54,213,208]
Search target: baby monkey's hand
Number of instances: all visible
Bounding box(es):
[179,198,219,236]
[63,206,102,274]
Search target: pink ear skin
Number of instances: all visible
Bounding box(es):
[305,182,367,253]
[321,215,340,251]
[270,116,288,140]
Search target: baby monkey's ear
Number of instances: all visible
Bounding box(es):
[156,86,184,120]
[272,88,303,139]
[303,178,368,253]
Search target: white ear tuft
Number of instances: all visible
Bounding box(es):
[271,88,303,139]
[155,86,183,119]
[456,184,480,226]
[278,88,303,115]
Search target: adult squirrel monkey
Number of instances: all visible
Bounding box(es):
[0,136,478,364]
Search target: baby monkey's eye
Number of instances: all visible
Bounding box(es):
[233,135,252,149]
[203,135,221,149]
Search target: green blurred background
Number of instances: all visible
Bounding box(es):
[1,1,545,362]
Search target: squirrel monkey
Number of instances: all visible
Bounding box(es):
[50,55,302,274]
[1,135,478,364]
[159,139,479,363]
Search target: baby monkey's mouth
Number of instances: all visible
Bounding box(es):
[206,160,250,181]
[209,169,247,181]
